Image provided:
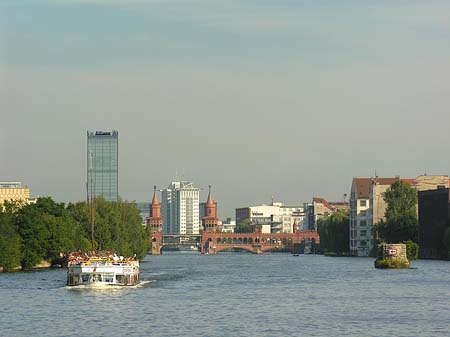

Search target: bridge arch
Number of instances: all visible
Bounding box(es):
[214,244,255,254]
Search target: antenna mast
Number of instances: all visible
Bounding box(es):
[89,151,95,251]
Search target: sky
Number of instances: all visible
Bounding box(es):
[1,0,450,218]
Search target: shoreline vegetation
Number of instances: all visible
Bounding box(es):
[0,197,150,272]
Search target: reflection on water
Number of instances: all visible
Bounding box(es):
[1,253,450,337]
[65,280,154,292]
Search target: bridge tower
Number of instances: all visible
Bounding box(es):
[148,186,163,255]
[201,186,220,254]
[202,185,219,233]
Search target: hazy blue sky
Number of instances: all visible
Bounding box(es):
[1,0,450,218]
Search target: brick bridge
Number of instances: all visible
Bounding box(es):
[201,231,319,254]
[148,185,319,255]
[151,230,320,255]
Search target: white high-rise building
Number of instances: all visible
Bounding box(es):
[161,181,200,235]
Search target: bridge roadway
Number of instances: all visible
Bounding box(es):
[152,230,320,255]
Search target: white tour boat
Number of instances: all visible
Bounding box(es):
[67,253,140,287]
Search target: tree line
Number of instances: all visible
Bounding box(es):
[0,197,150,272]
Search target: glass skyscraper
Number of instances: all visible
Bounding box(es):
[87,130,118,201]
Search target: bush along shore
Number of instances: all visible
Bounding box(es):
[0,197,150,272]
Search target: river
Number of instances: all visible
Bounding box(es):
[0,252,449,337]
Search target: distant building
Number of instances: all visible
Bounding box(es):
[306,198,339,231]
[349,178,372,256]
[161,181,200,235]
[351,175,450,257]
[235,202,305,234]
[303,198,348,232]
[418,187,450,259]
[414,175,449,192]
[87,130,118,201]
[329,202,350,212]
[0,182,31,205]
[135,202,150,226]
[221,218,236,233]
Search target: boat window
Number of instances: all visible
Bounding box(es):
[81,274,91,282]
[104,273,114,283]
[72,275,80,285]
[93,274,102,282]
[116,275,125,284]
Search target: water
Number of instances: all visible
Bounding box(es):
[1,253,450,337]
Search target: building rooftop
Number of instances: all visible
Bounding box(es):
[312,197,334,210]
[0,182,23,188]
[352,178,371,199]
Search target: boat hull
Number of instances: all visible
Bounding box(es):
[67,262,140,287]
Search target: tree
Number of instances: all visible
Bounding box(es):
[378,180,418,243]
[1,196,149,271]
[67,197,149,259]
[317,210,350,255]
[0,210,22,271]
[16,202,51,269]
[234,219,253,233]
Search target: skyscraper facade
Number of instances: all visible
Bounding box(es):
[161,181,200,234]
[87,130,118,202]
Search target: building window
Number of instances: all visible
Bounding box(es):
[360,200,367,207]
[360,230,367,236]
[359,240,367,246]
[360,220,367,227]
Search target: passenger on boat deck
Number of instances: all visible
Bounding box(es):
[113,255,119,262]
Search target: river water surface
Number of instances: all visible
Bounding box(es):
[1,253,449,337]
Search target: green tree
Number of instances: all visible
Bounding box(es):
[378,180,418,243]
[3,196,149,271]
[317,210,350,255]
[235,219,253,233]
[16,202,51,269]
[0,209,22,271]
[403,240,419,260]
[65,202,92,252]
[67,197,149,259]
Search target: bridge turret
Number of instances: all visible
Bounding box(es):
[202,185,220,233]
[148,186,163,254]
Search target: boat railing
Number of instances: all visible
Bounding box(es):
[68,260,139,267]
